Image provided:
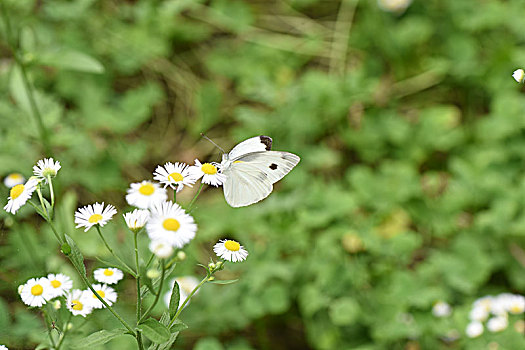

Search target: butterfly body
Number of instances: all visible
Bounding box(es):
[219,136,300,207]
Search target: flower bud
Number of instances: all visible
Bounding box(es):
[146,269,160,279]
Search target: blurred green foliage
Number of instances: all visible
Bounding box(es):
[1,0,525,349]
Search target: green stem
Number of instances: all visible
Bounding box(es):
[55,312,72,350]
[168,275,208,327]
[42,307,58,349]
[138,260,165,323]
[47,175,55,209]
[145,253,155,269]
[46,218,65,245]
[95,226,136,277]
[188,183,205,210]
[136,332,145,350]
[134,232,142,321]
[36,186,49,218]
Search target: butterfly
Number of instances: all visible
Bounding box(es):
[217,136,300,207]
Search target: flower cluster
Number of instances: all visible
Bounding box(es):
[18,274,73,307]
[465,293,525,338]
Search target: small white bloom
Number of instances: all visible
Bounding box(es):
[432,301,452,318]
[33,158,61,183]
[52,300,61,309]
[123,209,150,232]
[213,239,248,262]
[66,289,93,317]
[377,0,412,14]
[4,177,38,214]
[0,345,8,350]
[19,277,50,307]
[45,273,73,299]
[466,321,484,338]
[192,159,226,187]
[163,276,200,309]
[153,162,200,192]
[3,173,25,188]
[126,180,167,209]
[473,296,493,311]
[94,268,124,285]
[469,305,490,322]
[146,201,197,248]
[82,284,118,309]
[487,315,508,332]
[507,294,524,314]
[491,294,512,316]
[74,202,117,232]
[149,240,174,259]
[512,69,525,83]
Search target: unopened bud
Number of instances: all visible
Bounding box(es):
[208,262,216,270]
[146,269,160,279]
[53,300,61,309]
[66,322,73,330]
[176,251,186,261]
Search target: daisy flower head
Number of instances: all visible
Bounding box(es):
[83,284,117,309]
[149,240,174,259]
[507,294,525,314]
[153,162,200,192]
[192,159,226,187]
[3,173,25,188]
[487,315,508,332]
[163,276,200,309]
[33,158,61,183]
[4,177,38,214]
[94,268,124,285]
[123,209,150,233]
[432,301,452,318]
[146,201,197,248]
[466,321,483,338]
[19,277,50,307]
[126,180,167,209]
[74,202,117,232]
[66,289,93,317]
[45,273,73,299]
[213,239,248,262]
[513,69,525,83]
[0,345,7,350]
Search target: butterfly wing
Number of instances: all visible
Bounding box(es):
[222,162,273,207]
[233,151,300,184]
[227,135,272,160]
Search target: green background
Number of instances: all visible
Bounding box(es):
[1,0,524,349]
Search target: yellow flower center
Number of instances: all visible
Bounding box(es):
[139,183,155,195]
[72,300,83,311]
[224,240,240,251]
[42,167,56,177]
[93,290,105,299]
[103,269,114,276]
[169,172,184,182]
[51,280,61,288]
[31,284,43,296]
[163,218,180,231]
[9,173,22,180]
[511,305,523,313]
[201,163,217,175]
[10,184,24,199]
[89,214,103,223]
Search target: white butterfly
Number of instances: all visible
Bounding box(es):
[218,136,300,207]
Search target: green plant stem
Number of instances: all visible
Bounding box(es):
[27,201,63,244]
[94,226,136,277]
[47,175,55,208]
[55,312,72,350]
[134,231,142,321]
[168,275,208,327]
[188,183,205,210]
[145,253,155,269]
[138,260,165,323]
[42,307,58,349]
[136,333,145,350]
[36,186,48,217]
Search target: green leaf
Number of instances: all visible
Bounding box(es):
[38,50,104,73]
[139,318,170,343]
[168,281,180,319]
[64,234,86,277]
[71,329,127,348]
[208,279,238,285]
[169,319,188,333]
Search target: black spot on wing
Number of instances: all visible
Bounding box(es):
[259,136,272,151]
[269,163,278,170]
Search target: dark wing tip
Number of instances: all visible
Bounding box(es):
[259,135,272,151]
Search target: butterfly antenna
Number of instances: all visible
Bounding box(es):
[200,133,225,153]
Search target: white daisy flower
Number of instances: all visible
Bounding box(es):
[163,276,200,309]
[4,177,38,214]
[153,162,200,192]
[33,158,61,183]
[74,202,117,232]
[66,289,93,317]
[469,305,490,322]
[192,159,226,187]
[466,321,483,338]
[3,173,25,188]
[507,294,525,314]
[432,301,452,318]
[0,345,8,349]
[82,284,118,309]
[146,201,197,248]
[94,268,124,285]
[512,69,525,83]
[149,240,174,259]
[45,273,73,299]
[19,277,49,307]
[213,239,248,262]
[123,209,150,232]
[126,180,167,209]
[487,315,508,332]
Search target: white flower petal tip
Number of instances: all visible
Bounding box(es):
[126,181,167,209]
[33,158,61,182]
[123,209,150,232]
[146,201,197,249]
[213,239,248,262]
[512,69,525,83]
[4,178,38,214]
[74,202,117,232]
[192,159,226,187]
[3,173,25,188]
[149,240,174,259]
[94,268,124,285]
[153,162,199,192]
